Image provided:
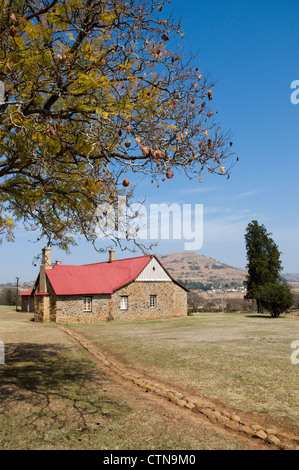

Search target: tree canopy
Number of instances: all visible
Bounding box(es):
[244,220,293,315]
[0,0,236,251]
[256,281,294,318]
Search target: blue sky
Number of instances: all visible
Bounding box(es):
[1,0,299,283]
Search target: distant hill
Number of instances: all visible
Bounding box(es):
[0,281,35,293]
[283,273,299,282]
[1,257,297,293]
[0,254,246,293]
[158,252,247,290]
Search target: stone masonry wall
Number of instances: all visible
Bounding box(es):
[34,295,50,322]
[53,281,187,323]
[33,277,56,322]
[34,296,43,322]
[21,295,35,313]
[55,294,111,323]
[110,281,187,321]
[21,296,27,312]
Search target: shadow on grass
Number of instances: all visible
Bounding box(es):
[0,342,126,432]
[0,342,102,394]
[245,314,273,319]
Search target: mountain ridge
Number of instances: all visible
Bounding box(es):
[157,251,247,289]
[0,252,297,292]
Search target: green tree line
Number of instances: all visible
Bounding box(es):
[0,287,17,305]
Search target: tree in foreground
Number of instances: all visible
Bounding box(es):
[244,220,293,316]
[0,0,236,252]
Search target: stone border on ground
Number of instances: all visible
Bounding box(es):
[57,324,298,451]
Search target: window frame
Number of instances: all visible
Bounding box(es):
[120,295,128,310]
[83,296,92,312]
[150,295,157,308]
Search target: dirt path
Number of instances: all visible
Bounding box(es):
[57,324,299,451]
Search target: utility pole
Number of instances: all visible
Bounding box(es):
[16,277,20,311]
[220,285,224,313]
[222,290,224,314]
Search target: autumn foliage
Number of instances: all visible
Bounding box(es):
[0,0,236,250]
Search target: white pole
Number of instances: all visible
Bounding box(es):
[220,285,224,313]
[222,289,224,313]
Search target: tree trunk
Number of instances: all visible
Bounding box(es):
[257,299,264,313]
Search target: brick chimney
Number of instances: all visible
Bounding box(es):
[108,249,115,263]
[42,247,52,268]
[39,247,52,292]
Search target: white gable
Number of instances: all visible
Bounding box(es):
[136,257,172,282]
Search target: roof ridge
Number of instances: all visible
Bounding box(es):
[82,254,152,267]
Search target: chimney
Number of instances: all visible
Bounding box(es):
[42,247,52,269]
[108,249,115,263]
[55,260,61,265]
[39,247,52,293]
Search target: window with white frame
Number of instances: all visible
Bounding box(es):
[83,297,92,312]
[150,295,156,308]
[120,296,128,310]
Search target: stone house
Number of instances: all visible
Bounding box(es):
[20,247,188,323]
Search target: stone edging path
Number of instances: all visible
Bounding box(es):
[57,324,299,451]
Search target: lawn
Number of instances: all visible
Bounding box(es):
[0,307,246,450]
[69,312,299,433]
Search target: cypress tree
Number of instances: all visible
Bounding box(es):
[244,220,282,313]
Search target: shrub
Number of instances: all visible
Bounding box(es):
[256,282,294,317]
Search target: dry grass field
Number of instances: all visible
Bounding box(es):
[0,306,298,450]
[70,312,299,433]
[0,307,247,450]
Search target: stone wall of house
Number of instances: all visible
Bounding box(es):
[34,295,50,322]
[110,281,187,321]
[21,295,35,313]
[33,280,187,323]
[21,296,28,312]
[48,282,57,322]
[34,296,43,322]
[31,278,56,322]
[55,294,111,323]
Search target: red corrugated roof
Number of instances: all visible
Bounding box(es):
[46,256,152,295]
[19,289,33,296]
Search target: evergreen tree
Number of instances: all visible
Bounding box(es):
[244,220,283,313]
[256,281,294,318]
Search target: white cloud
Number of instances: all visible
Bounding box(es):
[181,186,224,195]
[230,188,274,201]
